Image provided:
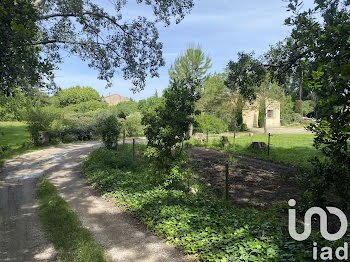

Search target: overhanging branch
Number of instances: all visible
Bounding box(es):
[40,11,128,35]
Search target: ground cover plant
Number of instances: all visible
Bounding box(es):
[37,178,108,262]
[82,145,343,262]
[188,134,319,167]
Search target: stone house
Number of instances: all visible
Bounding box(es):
[242,99,281,128]
[101,94,130,106]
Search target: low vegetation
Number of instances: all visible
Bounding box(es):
[83,145,341,262]
[37,178,108,262]
[0,121,35,165]
[189,134,319,167]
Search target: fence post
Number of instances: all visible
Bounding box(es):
[268,133,271,157]
[132,138,135,160]
[123,130,126,145]
[206,129,209,144]
[225,163,229,201]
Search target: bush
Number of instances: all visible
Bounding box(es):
[0,145,10,154]
[295,100,303,115]
[97,114,121,149]
[123,112,144,137]
[195,114,226,134]
[281,112,303,126]
[302,100,315,117]
[63,113,97,141]
[111,101,139,119]
[142,79,199,184]
[26,105,64,145]
[280,95,295,124]
[239,123,248,131]
[69,100,108,114]
[62,134,78,143]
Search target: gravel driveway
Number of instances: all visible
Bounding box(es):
[0,140,187,262]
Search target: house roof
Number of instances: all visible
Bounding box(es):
[101,94,130,106]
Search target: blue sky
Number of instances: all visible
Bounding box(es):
[53,0,311,101]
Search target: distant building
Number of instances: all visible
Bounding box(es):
[101,94,130,106]
[242,99,281,128]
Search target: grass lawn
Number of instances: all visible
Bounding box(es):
[37,178,108,262]
[189,134,320,167]
[0,121,34,166]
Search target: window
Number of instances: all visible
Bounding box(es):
[267,110,273,118]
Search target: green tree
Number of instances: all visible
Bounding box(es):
[69,100,108,113]
[138,91,164,115]
[123,112,144,137]
[111,101,139,119]
[225,0,350,206]
[0,0,53,95]
[282,0,350,206]
[169,46,212,89]
[169,46,212,136]
[1,0,195,95]
[55,86,100,107]
[97,114,120,149]
[0,89,29,121]
[26,105,64,145]
[201,73,245,132]
[142,77,199,184]
[194,114,226,134]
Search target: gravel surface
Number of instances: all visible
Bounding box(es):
[0,140,187,262]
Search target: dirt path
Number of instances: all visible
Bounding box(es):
[188,147,304,208]
[0,140,187,262]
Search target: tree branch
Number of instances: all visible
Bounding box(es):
[31,40,89,46]
[40,11,128,35]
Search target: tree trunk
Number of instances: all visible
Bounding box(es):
[264,107,268,134]
[189,123,194,137]
[299,71,303,101]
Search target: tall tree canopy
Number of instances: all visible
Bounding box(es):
[169,46,212,93]
[54,86,100,107]
[1,0,195,95]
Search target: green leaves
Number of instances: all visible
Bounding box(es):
[169,46,212,93]
[97,114,121,149]
[0,0,52,95]
[82,146,335,261]
[142,78,199,183]
[55,86,101,108]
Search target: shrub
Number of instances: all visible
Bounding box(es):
[123,112,144,137]
[97,114,121,149]
[302,100,315,117]
[142,79,199,184]
[239,123,248,131]
[0,145,10,154]
[69,100,108,114]
[26,105,64,145]
[281,112,303,126]
[111,101,138,119]
[62,134,78,143]
[63,113,97,140]
[194,114,226,134]
[0,89,28,121]
[295,100,303,115]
